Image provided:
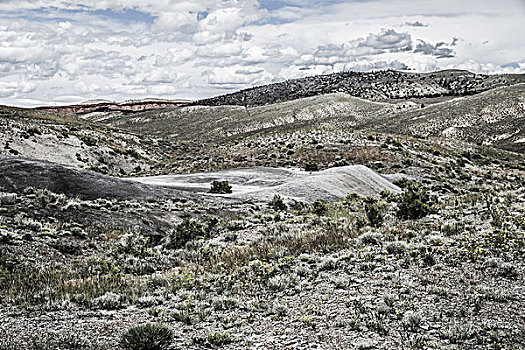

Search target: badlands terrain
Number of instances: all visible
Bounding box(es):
[0,69,525,349]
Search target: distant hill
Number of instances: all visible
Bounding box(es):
[192,69,525,107]
[2,69,524,179]
[34,98,191,114]
[82,82,525,154]
[371,84,525,153]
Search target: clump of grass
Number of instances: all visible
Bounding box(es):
[0,252,145,306]
[206,332,233,346]
[385,241,408,255]
[120,323,174,350]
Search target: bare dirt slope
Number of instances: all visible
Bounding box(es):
[372,84,525,153]
[0,155,191,201]
[0,155,400,204]
[131,165,401,203]
[82,93,393,141]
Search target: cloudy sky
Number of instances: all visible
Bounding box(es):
[1,0,525,106]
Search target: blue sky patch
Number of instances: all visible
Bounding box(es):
[14,7,156,25]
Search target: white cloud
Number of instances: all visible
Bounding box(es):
[0,0,523,106]
[203,65,273,88]
[446,59,524,75]
[0,82,36,98]
[361,29,412,52]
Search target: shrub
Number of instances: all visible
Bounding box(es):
[120,323,174,350]
[29,331,94,350]
[288,200,306,211]
[112,234,155,259]
[91,292,122,310]
[209,180,232,194]
[364,197,385,227]
[206,332,233,346]
[166,218,206,249]
[304,161,319,172]
[312,199,328,216]
[268,194,287,211]
[395,181,434,220]
[0,193,16,205]
[360,232,383,245]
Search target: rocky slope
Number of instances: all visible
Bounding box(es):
[371,84,525,153]
[83,93,393,141]
[192,69,525,107]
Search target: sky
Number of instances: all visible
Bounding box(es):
[1,0,524,106]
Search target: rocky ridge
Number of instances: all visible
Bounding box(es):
[192,69,525,107]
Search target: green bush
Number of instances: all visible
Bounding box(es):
[167,218,206,249]
[304,161,319,172]
[395,181,434,220]
[209,180,232,194]
[312,199,328,216]
[268,194,287,211]
[120,323,174,350]
[364,197,385,227]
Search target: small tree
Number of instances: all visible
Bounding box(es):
[312,199,328,216]
[396,181,434,220]
[268,194,287,211]
[166,218,206,249]
[364,197,385,227]
[304,161,319,172]
[209,180,232,194]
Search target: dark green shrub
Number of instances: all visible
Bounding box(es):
[304,161,319,172]
[209,180,232,194]
[120,323,174,350]
[288,199,306,211]
[167,218,206,249]
[392,178,413,189]
[312,199,328,216]
[268,194,287,211]
[395,181,434,220]
[364,197,385,228]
